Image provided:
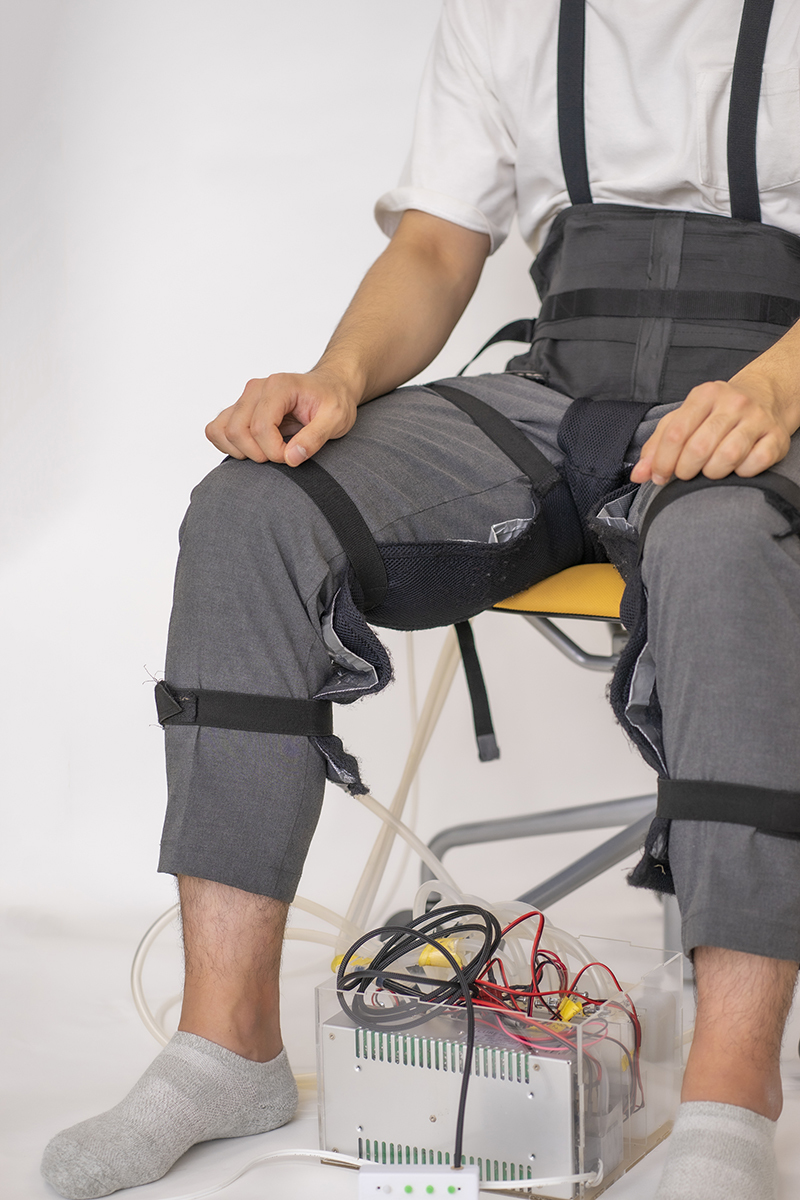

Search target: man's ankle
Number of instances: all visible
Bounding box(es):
[681,1054,783,1121]
[176,1021,283,1063]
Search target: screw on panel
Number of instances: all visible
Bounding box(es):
[430,1115,437,1122]
[529,1154,536,1161]
[329,1032,335,1040]
[527,1092,535,1100]
[355,1064,362,1071]
[533,1064,540,1071]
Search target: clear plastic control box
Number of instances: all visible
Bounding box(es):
[317,937,682,1198]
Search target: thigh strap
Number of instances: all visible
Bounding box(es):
[269,459,388,612]
[637,469,800,559]
[425,382,563,498]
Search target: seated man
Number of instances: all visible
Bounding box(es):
[42,2,800,1199]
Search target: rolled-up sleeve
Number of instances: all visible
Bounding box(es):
[375,0,517,254]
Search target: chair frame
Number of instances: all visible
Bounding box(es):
[418,608,683,958]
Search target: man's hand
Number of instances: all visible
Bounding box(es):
[205,369,359,466]
[631,374,799,485]
[205,211,490,467]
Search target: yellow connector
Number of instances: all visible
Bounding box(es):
[418,937,463,969]
[330,954,374,972]
[557,996,584,1023]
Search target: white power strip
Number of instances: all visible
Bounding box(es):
[358,1164,480,1198]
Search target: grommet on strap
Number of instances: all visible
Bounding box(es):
[455,621,500,762]
[154,680,333,736]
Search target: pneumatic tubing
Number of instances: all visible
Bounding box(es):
[131,793,462,1046]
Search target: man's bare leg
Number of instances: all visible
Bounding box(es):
[656,945,797,1200]
[683,946,797,1119]
[41,875,297,1199]
[178,874,288,1062]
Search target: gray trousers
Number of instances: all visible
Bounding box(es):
[159,373,800,961]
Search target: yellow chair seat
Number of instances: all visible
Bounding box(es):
[494,563,625,620]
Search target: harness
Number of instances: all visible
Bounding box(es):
[157,0,800,850]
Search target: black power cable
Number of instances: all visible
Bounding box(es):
[336,905,502,1169]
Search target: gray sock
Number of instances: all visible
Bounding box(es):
[655,1100,778,1200]
[41,1033,298,1200]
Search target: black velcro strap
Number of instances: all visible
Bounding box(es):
[457,318,536,377]
[658,777,800,836]
[637,469,800,560]
[538,288,800,328]
[557,0,592,206]
[455,621,499,762]
[728,0,775,222]
[154,680,333,736]
[426,382,562,497]
[269,459,388,611]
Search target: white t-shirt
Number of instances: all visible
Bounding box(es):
[375,0,800,255]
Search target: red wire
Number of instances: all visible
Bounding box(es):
[568,960,624,994]
[403,911,644,1105]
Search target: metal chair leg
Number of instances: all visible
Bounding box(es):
[421,794,657,883]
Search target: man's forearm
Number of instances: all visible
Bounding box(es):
[205,211,490,466]
[312,210,491,404]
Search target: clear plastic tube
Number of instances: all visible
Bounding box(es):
[150,1149,362,1200]
[130,780,463,1048]
[488,899,610,998]
[341,627,461,943]
[479,1161,603,1191]
[370,630,422,919]
[353,792,463,899]
[131,904,181,1046]
[131,901,360,1047]
[148,1151,601,1200]
[411,890,611,1000]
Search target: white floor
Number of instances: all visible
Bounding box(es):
[4,890,800,1200]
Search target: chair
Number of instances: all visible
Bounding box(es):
[374,562,682,959]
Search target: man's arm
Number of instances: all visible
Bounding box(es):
[632,320,800,485]
[206,210,490,465]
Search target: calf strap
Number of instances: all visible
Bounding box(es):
[155,680,333,736]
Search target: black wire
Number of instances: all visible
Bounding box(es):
[336,905,502,1168]
[335,905,644,1161]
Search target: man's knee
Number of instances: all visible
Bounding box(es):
[177,457,345,603]
[642,485,792,618]
[184,458,301,544]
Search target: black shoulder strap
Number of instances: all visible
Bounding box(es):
[728,0,775,222]
[557,0,592,206]
[557,0,775,221]
[426,382,563,497]
[269,460,388,611]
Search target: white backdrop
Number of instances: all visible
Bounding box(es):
[0,1,657,935]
